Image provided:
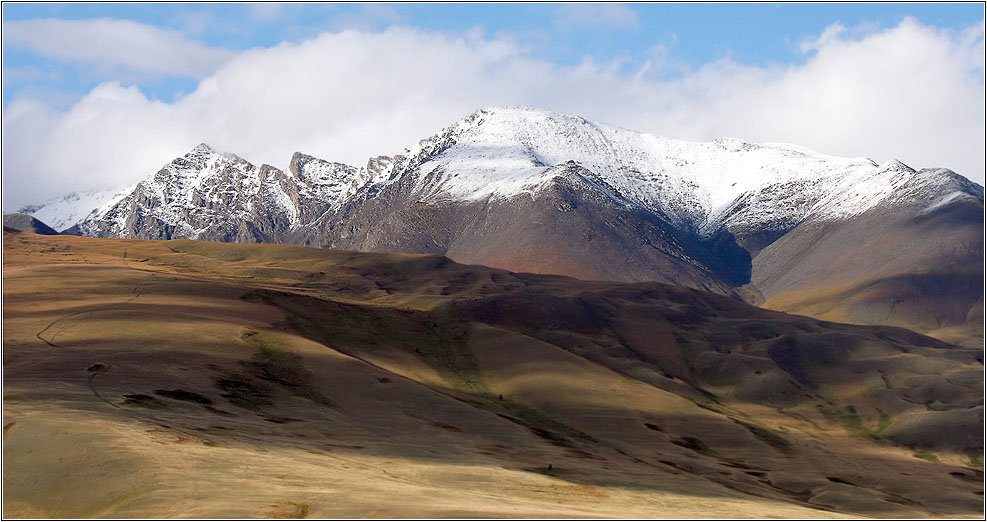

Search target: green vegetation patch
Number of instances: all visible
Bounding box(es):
[817,403,884,440]
[913,449,940,462]
[241,330,333,406]
[838,405,867,435]
[967,453,984,467]
[876,409,893,433]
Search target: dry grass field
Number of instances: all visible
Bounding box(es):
[2,230,983,518]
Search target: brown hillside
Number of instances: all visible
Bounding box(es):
[756,188,984,348]
[3,232,983,518]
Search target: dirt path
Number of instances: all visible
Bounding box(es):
[29,265,218,446]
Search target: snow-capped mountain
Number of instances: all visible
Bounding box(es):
[58,144,369,243]
[344,108,982,229]
[20,188,128,233]
[27,106,984,308]
[38,106,981,241]
[368,107,904,230]
[71,144,287,242]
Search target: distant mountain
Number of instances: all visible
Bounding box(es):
[26,106,985,342]
[2,212,58,235]
[19,189,125,233]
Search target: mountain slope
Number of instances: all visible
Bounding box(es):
[2,212,59,235]
[292,161,750,294]
[3,232,983,517]
[756,170,985,347]
[28,106,985,342]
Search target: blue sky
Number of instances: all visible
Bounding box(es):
[2,3,985,207]
[3,3,984,106]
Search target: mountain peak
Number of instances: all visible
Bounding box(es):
[291,151,313,162]
[451,106,594,135]
[288,151,314,176]
[879,158,915,173]
[288,151,356,181]
[190,143,215,154]
[472,105,553,116]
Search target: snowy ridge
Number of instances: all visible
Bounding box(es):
[386,107,953,235]
[80,144,264,238]
[289,152,367,221]
[22,187,131,233]
[26,106,982,245]
[70,144,366,240]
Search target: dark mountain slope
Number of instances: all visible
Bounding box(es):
[292,162,750,294]
[756,170,985,347]
[3,212,59,235]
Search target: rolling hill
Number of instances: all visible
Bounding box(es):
[3,231,982,518]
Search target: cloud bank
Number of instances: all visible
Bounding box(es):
[2,17,984,209]
[2,18,235,77]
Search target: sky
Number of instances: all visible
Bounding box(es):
[2,2,985,209]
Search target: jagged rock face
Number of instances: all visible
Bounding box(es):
[288,152,368,224]
[30,107,985,339]
[67,144,287,241]
[63,145,369,243]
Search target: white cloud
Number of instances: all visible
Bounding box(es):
[2,19,984,210]
[1,18,234,77]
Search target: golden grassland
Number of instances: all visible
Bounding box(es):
[2,231,983,518]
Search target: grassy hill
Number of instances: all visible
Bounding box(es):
[3,230,983,518]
